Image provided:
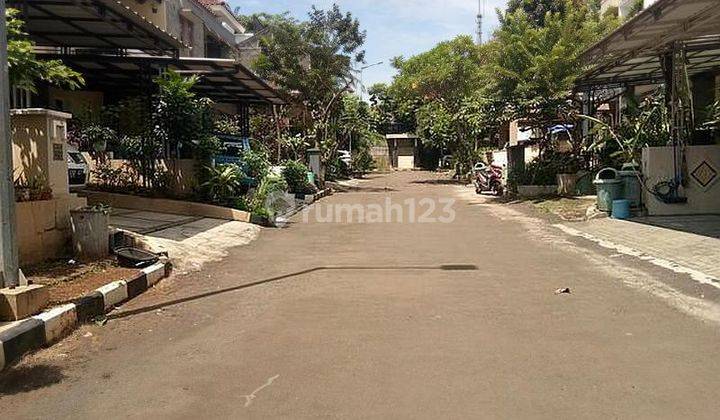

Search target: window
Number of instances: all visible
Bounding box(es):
[10,86,31,109]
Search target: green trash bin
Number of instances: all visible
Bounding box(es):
[593,168,623,213]
[619,163,642,209]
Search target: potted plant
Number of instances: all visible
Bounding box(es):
[511,158,560,197]
[551,152,584,196]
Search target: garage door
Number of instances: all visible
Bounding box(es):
[398,155,415,169]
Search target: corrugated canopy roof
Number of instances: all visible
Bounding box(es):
[38,52,285,105]
[8,0,183,54]
[577,0,720,90]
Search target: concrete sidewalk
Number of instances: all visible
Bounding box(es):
[556,215,720,284]
[111,208,261,274]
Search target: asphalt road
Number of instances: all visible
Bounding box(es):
[2,171,720,419]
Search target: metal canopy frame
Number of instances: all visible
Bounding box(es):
[577,0,720,90]
[8,0,183,55]
[38,52,285,105]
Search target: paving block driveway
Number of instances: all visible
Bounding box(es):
[2,172,720,419]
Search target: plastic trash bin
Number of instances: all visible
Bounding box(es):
[612,199,631,220]
[593,168,622,212]
[619,162,642,208]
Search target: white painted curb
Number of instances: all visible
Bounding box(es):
[1,261,171,372]
[144,262,167,287]
[33,304,78,344]
[97,281,129,310]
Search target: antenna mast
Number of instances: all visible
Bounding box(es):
[476,0,484,45]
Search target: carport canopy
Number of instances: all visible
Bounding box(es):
[7,0,183,54]
[576,0,720,90]
[38,53,285,105]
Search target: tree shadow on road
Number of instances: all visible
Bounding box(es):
[0,364,65,396]
[109,264,478,321]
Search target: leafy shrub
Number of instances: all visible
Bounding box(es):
[509,160,559,187]
[73,123,118,152]
[200,164,246,206]
[14,173,52,202]
[282,160,316,194]
[352,148,376,175]
[251,174,289,218]
[232,196,250,211]
[91,161,136,191]
[326,157,351,181]
[508,151,584,188]
[243,150,270,181]
[214,114,244,136]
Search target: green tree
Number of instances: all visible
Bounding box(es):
[234,11,291,32]
[249,4,366,165]
[6,8,83,91]
[504,0,567,27]
[368,82,417,135]
[626,0,644,19]
[490,1,617,152]
[153,70,218,159]
[384,36,497,174]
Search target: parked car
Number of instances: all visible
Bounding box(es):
[67,148,88,191]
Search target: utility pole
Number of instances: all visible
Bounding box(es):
[356,61,383,102]
[476,0,484,45]
[0,0,20,288]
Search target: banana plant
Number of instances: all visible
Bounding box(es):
[579,95,670,164]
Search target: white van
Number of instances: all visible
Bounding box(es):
[67,148,88,190]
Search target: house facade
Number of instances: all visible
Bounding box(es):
[580,0,720,215]
[9,0,282,115]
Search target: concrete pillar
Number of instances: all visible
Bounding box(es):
[10,109,73,199]
[0,5,18,288]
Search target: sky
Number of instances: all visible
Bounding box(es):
[232,0,509,90]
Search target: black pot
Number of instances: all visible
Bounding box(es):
[115,247,160,268]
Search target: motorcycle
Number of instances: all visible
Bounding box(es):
[474,164,504,196]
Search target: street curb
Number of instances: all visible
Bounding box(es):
[276,188,333,225]
[303,188,333,205]
[0,259,170,372]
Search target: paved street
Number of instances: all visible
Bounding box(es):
[2,171,720,419]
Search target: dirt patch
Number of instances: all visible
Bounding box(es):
[474,193,596,222]
[26,259,139,306]
[530,196,597,221]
